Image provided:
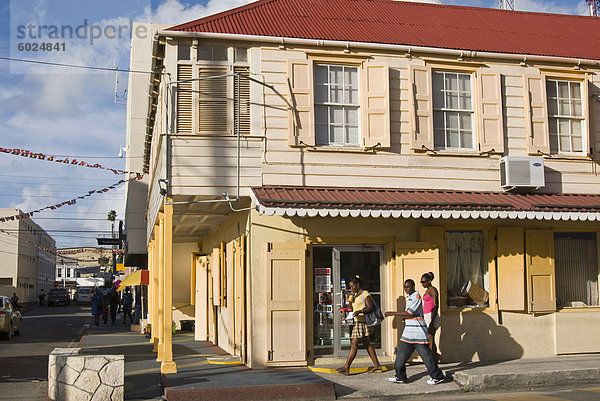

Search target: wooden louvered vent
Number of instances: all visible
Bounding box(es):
[198,67,228,134]
[234,67,251,136]
[176,65,193,134]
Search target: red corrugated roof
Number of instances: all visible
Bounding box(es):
[167,0,600,60]
[251,186,600,212]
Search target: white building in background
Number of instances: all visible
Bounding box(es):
[0,209,56,303]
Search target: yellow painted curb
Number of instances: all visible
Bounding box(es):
[207,358,243,365]
[308,364,393,374]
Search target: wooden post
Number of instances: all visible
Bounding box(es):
[157,213,165,361]
[161,199,177,373]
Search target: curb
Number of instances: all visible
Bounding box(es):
[452,367,600,391]
[163,382,336,401]
[308,364,394,374]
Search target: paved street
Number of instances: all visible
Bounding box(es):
[0,303,92,400]
[407,385,600,401]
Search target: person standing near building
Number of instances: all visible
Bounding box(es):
[91,288,103,326]
[108,286,119,325]
[385,279,445,385]
[122,287,133,324]
[39,289,45,306]
[11,293,19,308]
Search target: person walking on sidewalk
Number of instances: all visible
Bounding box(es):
[39,289,45,306]
[91,288,103,326]
[108,286,119,325]
[11,293,19,308]
[336,275,383,375]
[421,272,441,362]
[385,279,445,385]
[122,287,133,324]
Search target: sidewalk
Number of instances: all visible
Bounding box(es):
[77,325,600,400]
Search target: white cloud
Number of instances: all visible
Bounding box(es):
[144,0,256,25]
[513,0,589,15]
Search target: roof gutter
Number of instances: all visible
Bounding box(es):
[157,30,600,66]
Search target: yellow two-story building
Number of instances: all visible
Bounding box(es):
[124,0,600,373]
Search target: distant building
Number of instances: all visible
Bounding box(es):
[55,247,113,289]
[0,208,55,302]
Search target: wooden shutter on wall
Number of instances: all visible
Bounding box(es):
[211,247,220,307]
[266,243,307,364]
[198,66,229,134]
[176,64,193,134]
[288,59,315,146]
[524,74,550,155]
[478,72,504,153]
[409,65,434,150]
[234,66,251,136]
[497,227,525,311]
[362,63,390,148]
[194,254,209,341]
[526,229,556,312]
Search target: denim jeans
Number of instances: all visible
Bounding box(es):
[394,341,444,381]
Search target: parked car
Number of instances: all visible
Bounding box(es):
[47,288,71,306]
[76,288,92,304]
[0,296,22,340]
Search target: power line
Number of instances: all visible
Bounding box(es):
[0,56,158,74]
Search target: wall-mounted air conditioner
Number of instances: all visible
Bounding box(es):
[499,156,545,189]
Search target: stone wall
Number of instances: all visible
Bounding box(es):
[48,348,124,401]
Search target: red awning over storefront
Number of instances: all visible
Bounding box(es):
[251,186,600,221]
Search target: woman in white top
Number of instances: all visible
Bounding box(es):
[336,275,382,374]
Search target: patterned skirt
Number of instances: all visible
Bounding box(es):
[351,321,375,339]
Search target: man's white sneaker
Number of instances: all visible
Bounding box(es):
[427,378,444,385]
[388,376,406,383]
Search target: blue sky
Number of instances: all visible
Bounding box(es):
[0,0,593,249]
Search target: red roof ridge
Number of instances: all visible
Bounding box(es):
[167,0,598,33]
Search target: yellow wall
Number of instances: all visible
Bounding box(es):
[172,242,198,327]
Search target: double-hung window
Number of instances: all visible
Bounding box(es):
[546,79,584,154]
[432,71,474,150]
[314,64,360,146]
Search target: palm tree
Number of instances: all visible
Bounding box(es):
[107,210,117,238]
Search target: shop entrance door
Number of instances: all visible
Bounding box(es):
[312,246,383,358]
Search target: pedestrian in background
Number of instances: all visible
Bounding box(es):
[122,287,133,324]
[385,279,445,385]
[11,293,19,308]
[109,286,119,325]
[421,272,441,362]
[91,288,103,326]
[39,289,45,306]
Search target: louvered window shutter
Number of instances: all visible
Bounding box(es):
[478,72,504,153]
[362,63,390,148]
[409,65,434,150]
[524,74,550,154]
[198,66,229,134]
[234,66,251,136]
[176,65,193,134]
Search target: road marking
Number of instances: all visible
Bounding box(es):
[23,313,90,319]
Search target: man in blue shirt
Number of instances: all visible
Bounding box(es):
[385,279,445,384]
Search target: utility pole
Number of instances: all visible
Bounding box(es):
[499,0,514,10]
[588,0,600,16]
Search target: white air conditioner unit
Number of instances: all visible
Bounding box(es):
[499,156,545,189]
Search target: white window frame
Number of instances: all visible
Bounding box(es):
[314,63,361,147]
[546,78,586,156]
[432,70,475,151]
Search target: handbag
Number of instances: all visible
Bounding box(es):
[362,293,384,327]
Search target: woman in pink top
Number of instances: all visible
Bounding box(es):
[421,272,441,362]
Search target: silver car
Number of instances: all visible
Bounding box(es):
[0,296,22,340]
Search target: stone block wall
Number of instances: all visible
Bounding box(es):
[48,348,124,401]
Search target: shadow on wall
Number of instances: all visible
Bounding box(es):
[439,311,523,363]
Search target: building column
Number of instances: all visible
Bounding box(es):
[156,213,165,361]
[160,199,177,373]
[161,199,177,373]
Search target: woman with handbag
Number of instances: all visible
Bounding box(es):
[336,275,383,374]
